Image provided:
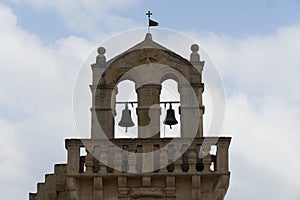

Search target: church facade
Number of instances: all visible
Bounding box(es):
[30,32,231,200]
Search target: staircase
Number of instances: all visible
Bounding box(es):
[29,164,68,200]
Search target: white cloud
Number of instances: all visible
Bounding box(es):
[187,26,300,199]
[0,119,27,182]
[0,4,97,199]
[9,0,141,35]
[1,1,300,199]
[196,26,300,103]
[225,94,300,188]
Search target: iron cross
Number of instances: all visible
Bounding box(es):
[146,11,152,19]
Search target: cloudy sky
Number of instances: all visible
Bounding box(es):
[1,0,300,199]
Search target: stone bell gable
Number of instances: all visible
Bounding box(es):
[30,32,231,200]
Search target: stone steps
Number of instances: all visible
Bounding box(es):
[29,164,68,200]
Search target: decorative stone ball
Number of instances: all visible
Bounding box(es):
[191,44,199,52]
[97,47,106,55]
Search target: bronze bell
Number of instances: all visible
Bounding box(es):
[163,103,178,129]
[118,103,135,132]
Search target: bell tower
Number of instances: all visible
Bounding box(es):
[30,31,231,200]
[91,33,205,139]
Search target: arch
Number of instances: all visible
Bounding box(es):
[101,48,201,87]
[160,79,181,138]
[94,47,203,139]
[159,72,181,85]
[114,80,138,138]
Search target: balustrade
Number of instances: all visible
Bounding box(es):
[65,137,230,175]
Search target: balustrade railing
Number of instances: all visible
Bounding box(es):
[65,137,230,175]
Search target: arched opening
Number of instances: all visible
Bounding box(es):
[114,80,138,138]
[160,79,181,138]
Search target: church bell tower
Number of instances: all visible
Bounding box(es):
[30,30,231,200]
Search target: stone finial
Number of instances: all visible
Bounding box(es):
[96,47,106,66]
[190,44,200,62]
[145,33,152,41]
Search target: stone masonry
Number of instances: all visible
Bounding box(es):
[30,33,231,200]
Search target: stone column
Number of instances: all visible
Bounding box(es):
[142,176,151,187]
[91,47,108,139]
[118,177,129,195]
[165,176,176,195]
[94,177,104,200]
[216,141,230,172]
[93,85,115,139]
[190,44,204,80]
[179,84,201,138]
[136,84,161,138]
[66,143,80,174]
[67,177,79,200]
[92,47,106,86]
[189,43,205,138]
[192,84,205,137]
[192,175,201,200]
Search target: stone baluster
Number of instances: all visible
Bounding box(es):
[93,158,100,173]
[107,145,115,173]
[188,147,197,172]
[79,156,85,173]
[173,143,182,172]
[202,144,212,172]
[122,145,129,172]
[142,144,154,172]
[160,146,169,173]
[181,144,189,172]
[99,145,108,173]
[114,147,123,172]
[136,145,142,173]
[128,152,136,173]
[92,145,101,173]
[167,145,175,172]
[154,145,160,172]
[85,150,94,173]
[196,145,204,172]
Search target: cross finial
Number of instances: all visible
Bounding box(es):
[146,11,159,33]
[146,11,152,19]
